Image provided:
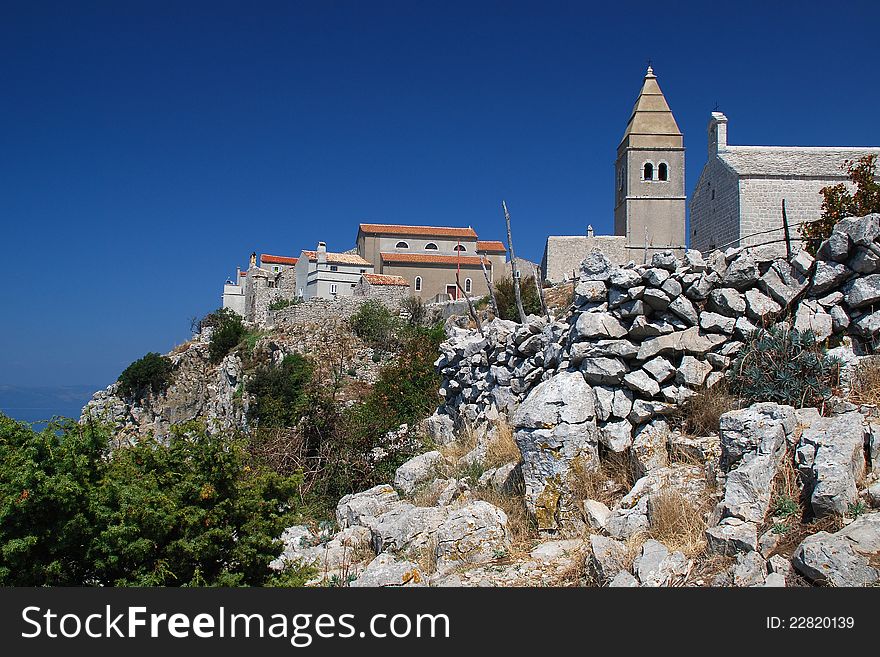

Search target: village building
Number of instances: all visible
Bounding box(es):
[355,224,507,301]
[294,242,374,300]
[690,112,880,253]
[259,253,298,274]
[542,66,687,283]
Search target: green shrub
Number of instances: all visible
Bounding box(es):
[201,308,246,364]
[728,326,841,408]
[493,275,542,321]
[0,415,302,586]
[117,352,173,401]
[246,354,314,428]
[349,300,397,348]
[269,298,298,311]
[400,295,427,327]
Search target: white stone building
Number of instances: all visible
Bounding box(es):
[294,242,374,300]
[690,112,880,253]
[221,268,247,317]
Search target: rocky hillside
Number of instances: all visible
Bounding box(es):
[82,319,387,445]
[270,214,880,587]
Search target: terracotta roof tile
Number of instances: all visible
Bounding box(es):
[301,250,373,266]
[380,252,491,267]
[359,223,478,239]
[362,273,410,286]
[260,254,298,265]
[476,240,507,253]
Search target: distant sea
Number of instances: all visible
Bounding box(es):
[0,384,101,430]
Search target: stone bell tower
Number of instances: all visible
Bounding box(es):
[613,66,686,260]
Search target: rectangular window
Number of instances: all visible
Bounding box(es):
[330,284,338,294]
[330,265,338,271]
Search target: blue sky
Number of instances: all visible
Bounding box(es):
[2,0,878,388]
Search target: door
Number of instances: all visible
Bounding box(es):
[446,284,458,301]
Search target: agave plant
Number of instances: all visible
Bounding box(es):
[727,326,842,408]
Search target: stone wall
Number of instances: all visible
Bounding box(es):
[542,235,628,284]
[433,214,880,529]
[352,279,409,309]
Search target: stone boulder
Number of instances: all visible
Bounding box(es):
[435,501,511,572]
[393,451,443,495]
[792,532,878,587]
[351,553,426,587]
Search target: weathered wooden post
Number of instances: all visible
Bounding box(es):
[503,200,528,324]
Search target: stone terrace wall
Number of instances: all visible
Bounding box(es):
[431,213,880,528]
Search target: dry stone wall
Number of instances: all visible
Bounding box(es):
[432,213,880,529]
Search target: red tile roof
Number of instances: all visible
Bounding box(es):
[359,223,478,239]
[380,252,491,267]
[240,271,247,276]
[362,273,410,287]
[476,240,507,253]
[301,250,373,266]
[260,254,298,265]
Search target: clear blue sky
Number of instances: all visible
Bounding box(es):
[2,0,878,388]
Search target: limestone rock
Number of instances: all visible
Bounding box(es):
[337,484,402,530]
[676,356,713,388]
[745,289,781,323]
[598,418,634,452]
[589,534,628,584]
[624,369,661,397]
[792,532,878,587]
[351,553,425,587]
[574,312,628,340]
[845,274,880,309]
[394,451,443,495]
[435,501,510,572]
[796,411,867,518]
[700,311,735,334]
[512,371,595,429]
[636,327,726,360]
[705,518,758,555]
[580,250,613,281]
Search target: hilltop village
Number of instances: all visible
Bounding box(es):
[222,66,879,327]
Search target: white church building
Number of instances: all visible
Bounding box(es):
[690,112,880,253]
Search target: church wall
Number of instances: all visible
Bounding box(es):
[690,160,740,252]
[542,235,627,283]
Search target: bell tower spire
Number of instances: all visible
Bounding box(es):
[613,65,686,261]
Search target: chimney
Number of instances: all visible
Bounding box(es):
[587,224,594,238]
[709,112,728,156]
[317,241,327,265]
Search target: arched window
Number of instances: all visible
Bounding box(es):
[453,244,467,252]
[658,162,668,181]
[414,276,422,291]
[643,162,654,181]
[424,242,439,250]
[395,241,409,249]
[465,278,472,293]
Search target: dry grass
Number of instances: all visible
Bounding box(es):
[647,490,708,557]
[473,484,537,556]
[848,356,880,405]
[670,382,741,436]
[567,451,635,508]
[438,424,479,465]
[411,481,444,508]
[544,282,576,314]
[685,554,736,586]
[484,419,521,469]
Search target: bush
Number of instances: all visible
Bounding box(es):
[0,416,302,586]
[727,326,841,408]
[246,354,314,428]
[493,275,542,321]
[201,308,246,364]
[269,298,298,311]
[400,295,427,327]
[117,352,173,401]
[349,300,397,348]
[800,155,880,254]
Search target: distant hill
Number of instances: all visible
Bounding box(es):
[0,384,100,424]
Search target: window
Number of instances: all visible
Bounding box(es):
[330,265,338,271]
[350,283,356,288]
[453,244,467,252]
[643,162,654,181]
[465,278,472,293]
[395,241,409,249]
[360,268,366,273]
[273,266,280,272]
[330,284,338,295]
[658,163,668,181]
[424,242,439,250]
[414,276,422,291]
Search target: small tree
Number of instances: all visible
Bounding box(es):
[801,155,880,254]
[117,352,173,401]
[202,308,246,364]
[493,275,543,321]
[349,300,397,349]
[246,354,314,428]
